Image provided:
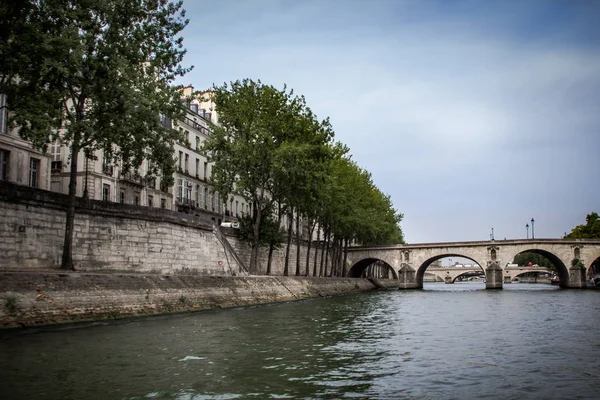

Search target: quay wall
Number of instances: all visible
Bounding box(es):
[0,182,316,275]
[0,272,388,329]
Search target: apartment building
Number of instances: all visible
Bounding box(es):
[0,94,52,190]
[1,87,254,227]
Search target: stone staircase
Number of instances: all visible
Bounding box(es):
[213,226,249,276]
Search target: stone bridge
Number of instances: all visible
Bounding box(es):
[425,266,552,284]
[346,239,600,289]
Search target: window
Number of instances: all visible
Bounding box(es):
[160,198,166,209]
[0,94,6,134]
[190,103,198,113]
[120,189,125,203]
[195,184,200,206]
[183,181,191,202]
[235,200,239,217]
[178,151,183,171]
[184,153,189,174]
[203,162,208,180]
[0,149,8,180]
[159,114,171,128]
[204,187,208,209]
[103,184,110,201]
[29,158,39,187]
[134,192,140,205]
[176,178,183,202]
[195,158,199,177]
[102,152,113,176]
[148,195,153,208]
[195,136,200,151]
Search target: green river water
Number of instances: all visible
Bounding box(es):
[1,282,599,399]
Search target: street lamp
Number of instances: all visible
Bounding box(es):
[526,223,529,239]
[531,218,535,239]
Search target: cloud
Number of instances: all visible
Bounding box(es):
[181,0,600,243]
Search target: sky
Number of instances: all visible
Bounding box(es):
[177,0,600,244]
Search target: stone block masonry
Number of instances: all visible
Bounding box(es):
[0,272,385,329]
[0,182,314,275]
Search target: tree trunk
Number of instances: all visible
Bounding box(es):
[267,201,283,276]
[342,238,349,277]
[266,244,274,275]
[324,229,331,277]
[294,213,301,276]
[250,199,263,275]
[313,226,320,277]
[283,208,293,276]
[319,227,327,277]
[335,237,342,277]
[61,143,79,270]
[305,221,316,276]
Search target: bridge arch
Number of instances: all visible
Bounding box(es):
[505,248,569,288]
[415,254,485,287]
[347,257,398,279]
[588,255,600,286]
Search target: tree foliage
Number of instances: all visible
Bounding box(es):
[565,212,600,239]
[204,79,405,276]
[0,0,191,269]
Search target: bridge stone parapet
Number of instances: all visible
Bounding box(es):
[346,239,600,290]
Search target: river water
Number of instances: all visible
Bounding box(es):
[1,282,599,400]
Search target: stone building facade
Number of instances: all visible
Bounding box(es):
[0,94,52,191]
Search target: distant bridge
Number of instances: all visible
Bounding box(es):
[425,266,551,284]
[346,239,600,289]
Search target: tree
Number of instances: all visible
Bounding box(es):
[203,79,303,274]
[271,112,334,276]
[1,0,191,269]
[565,212,600,239]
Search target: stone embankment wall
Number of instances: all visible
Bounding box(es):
[0,272,388,329]
[0,182,317,275]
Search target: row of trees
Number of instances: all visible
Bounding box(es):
[203,79,404,275]
[1,3,403,273]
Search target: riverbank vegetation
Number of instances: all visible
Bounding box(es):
[202,79,404,275]
[565,212,600,239]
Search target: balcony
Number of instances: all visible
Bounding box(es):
[119,171,145,186]
[180,116,211,135]
[51,160,62,173]
[175,197,196,208]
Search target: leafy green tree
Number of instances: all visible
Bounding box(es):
[322,155,404,276]
[565,212,600,239]
[203,79,305,274]
[271,113,334,276]
[1,0,191,269]
[236,209,285,252]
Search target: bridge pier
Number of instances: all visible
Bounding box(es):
[567,260,587,289]
[398,264,420,289]
[485,262,503,289]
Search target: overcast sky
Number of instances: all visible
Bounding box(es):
[178,0,600,244]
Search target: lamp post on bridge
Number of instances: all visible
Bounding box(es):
[531,218,535,239]
[526,223,529,239]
